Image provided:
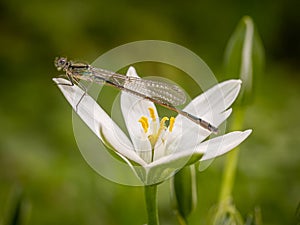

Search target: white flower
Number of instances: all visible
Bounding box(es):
[53,67,251,185]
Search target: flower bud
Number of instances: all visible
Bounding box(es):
[224,16,265,106]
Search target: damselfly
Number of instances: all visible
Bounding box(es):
[54,57,218,134]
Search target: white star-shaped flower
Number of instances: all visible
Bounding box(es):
[53,67,251,185]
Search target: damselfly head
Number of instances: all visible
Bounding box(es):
[54,57,69,71]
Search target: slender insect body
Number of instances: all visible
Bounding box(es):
[54,57,219,134]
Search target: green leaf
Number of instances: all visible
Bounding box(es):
[224,16,265,106]
[171,165,197,224]
[4,187,30,225]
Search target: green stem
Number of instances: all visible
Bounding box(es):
[144,184,159,225]
[219,147,239,203]
[176,213,188,225]
[219,108,245,203]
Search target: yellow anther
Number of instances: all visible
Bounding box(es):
[169,117,175,132]
[138,116,149,133]
[141,116,149,129]
[158,117,169,136]
[148,107,156,121]
[160,117,169,128]
[138,109,177,154]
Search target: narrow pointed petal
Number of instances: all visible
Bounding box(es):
[167,108,233,152]
[144,130,251,184]
[53,78,146,166]
[126,66,138,78]
[121,67,156,158]
[169,80,242,149]
[159,110,233,156]
[184,79,242,117]
[199,129,252,161]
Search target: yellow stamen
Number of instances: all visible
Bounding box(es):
[169,117,175,132]
[149,117,169,147]
[138,116,149,133]
[157,117,169,138]
[148,107,156,121]
[159,117,169,130]
[138,108,177,158]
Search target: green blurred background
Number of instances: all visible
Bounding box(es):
[0,0,299,224]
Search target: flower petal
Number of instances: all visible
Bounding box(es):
[121,67,157,162]
[143,130,251,184]
[53,78,146,166]
[168,80,241,150]
[198,129,252,161]
[184,80,242,118]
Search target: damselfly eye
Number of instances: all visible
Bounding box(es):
[59,58,66,66]
[54,57,67,71]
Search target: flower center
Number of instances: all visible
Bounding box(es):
[138,107,175,149]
